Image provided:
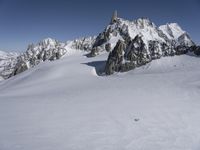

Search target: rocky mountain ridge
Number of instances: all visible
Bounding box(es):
[87,13,198,75]
[0,51,19,80]
[0,36,96,79]
[0,13,199,79]
[90,17,195,57]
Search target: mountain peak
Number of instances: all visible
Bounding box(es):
[110,10,118,24]
[159,23,185,39]
[40,38,58,46]
[135,17,154,27]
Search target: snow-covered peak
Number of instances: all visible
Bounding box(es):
[91,15,195,58]
[39,38,58,46]
[159,23,194,46]
[95,17,169,51]
[159,23,185,39]
[134,17,156,28]
[0,50,19,79]
[168,23,185,38]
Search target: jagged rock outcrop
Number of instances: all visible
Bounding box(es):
[189,45,200,56]
[0,51,18,79]
[126,35,151,66]
[105,35,198,75]
[13,60,29,76]
[111,10,118,24]
[11,38,67,76]
[70,36,96,51]
[178,33,195,46]
[105,36,151,74]
[9,36,96,77]
[102,13,197,75]
[175,45,189,55]
[90,16,130,57]
[194,46,200,56]
[105,40,125,75]
[105,43,112,52]
[161,42,176,56]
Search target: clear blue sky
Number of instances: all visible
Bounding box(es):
[0,0,199,52]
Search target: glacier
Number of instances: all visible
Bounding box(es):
[0,51,200,150]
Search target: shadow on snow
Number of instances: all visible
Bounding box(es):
[82,60,107,76]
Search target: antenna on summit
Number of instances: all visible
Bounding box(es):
[111,10,118,24]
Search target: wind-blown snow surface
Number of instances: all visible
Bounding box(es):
[0,51,200,150]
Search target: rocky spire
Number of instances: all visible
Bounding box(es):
[111,10,118,24]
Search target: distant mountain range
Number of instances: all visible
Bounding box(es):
[0,12,199,79]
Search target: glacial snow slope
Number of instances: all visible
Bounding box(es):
[0,51,200,150]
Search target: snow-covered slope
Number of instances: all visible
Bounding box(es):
[0,51,18,80]
[159,23,184,39]
[0,51,200,150]
[10,37,96,77]
[159,23,194,46]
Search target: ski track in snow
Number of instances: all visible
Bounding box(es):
[0,51,200,150]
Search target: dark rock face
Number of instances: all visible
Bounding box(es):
[175,45,189,55]
[161,42,175,56]
[90,31,110,57]
[148,41,162,59]
[105,43,112,52]
[105,36,151,75]
[105,40,125,75]
[93,31,110,48]
[178,33,195,46]
[105,35,199,75]
[125,35,151,66]
[194,46,200,56]
[88,46,101,57]
[189,45,200,56]
[13,61,29,76]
